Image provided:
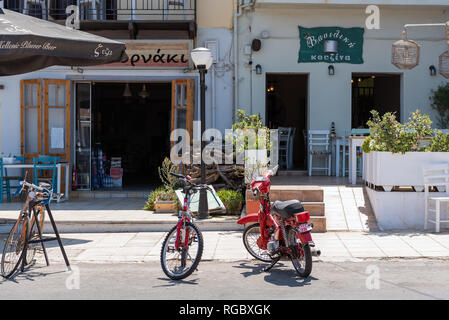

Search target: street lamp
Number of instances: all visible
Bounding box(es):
[191,47,213,219]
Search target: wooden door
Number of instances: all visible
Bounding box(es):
[43,79,71,163]
[20,79,41,160]
[171,79,194,139]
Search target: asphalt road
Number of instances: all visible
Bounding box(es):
[1,259,448,300]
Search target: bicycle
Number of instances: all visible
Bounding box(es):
[160,172,213,280]
[1,179,70,278]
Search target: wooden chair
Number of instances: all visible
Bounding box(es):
[3,156,25,202]
[308,130,331,176]
[33,156,59,190]
[423,164,449,233]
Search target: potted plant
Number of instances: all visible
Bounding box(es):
[217,189,244,215]
[227,110,272,214]
[144,158,181,213]
[363,110,441,191]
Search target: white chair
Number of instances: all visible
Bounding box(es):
[23,0,47,20]
[423,164,449,233]
[287,127,296,169]
[278,127,291,170]
[308,130,332,176]
[164,0,187,20]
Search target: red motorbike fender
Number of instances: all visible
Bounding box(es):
[237,213,259,225]
[298,232,313,244]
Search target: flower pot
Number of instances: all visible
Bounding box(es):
[154,200,176,213]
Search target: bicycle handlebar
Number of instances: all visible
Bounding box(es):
[13,180,64,204]
[169,172,212,191]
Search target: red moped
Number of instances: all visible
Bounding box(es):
[237,166,320,277]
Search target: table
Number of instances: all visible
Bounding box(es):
[348,136,366,185]
[3,163,71,201]
[333,136,348,177]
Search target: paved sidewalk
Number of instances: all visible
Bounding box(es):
[2,231,449,265]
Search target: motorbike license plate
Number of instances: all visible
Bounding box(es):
[297,223,312,233]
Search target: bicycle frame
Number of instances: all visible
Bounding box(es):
[175,192,193,250]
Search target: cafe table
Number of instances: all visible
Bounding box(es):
[348,136,367,185]
[3,162,70,201]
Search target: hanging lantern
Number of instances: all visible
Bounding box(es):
[391,31,420,70]
[439,51,449,79]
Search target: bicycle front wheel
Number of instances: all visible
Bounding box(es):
[25,205,45,265]
[1,216,27,278]
[160,222,203,280]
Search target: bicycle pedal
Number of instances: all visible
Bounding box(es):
[167,246,175,253]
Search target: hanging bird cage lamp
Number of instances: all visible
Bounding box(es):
[439,50,449,79]
[392,31,420,70]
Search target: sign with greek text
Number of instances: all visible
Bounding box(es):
[102,40,191,68]
[298,26,364,64]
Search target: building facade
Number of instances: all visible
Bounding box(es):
[0,0,234,190]
[235,0,449,170]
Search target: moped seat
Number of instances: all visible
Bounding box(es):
[271,200,305,219]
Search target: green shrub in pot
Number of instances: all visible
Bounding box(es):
[217,189,244,215]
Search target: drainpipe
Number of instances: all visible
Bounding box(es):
[233,0,257,122]
[233,0,243,123]
[212,64,216,128]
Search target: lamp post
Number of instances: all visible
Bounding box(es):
[191,47,213,219]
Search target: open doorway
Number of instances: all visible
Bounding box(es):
[266,74,308,170]
[352,73,401,128]
[91,82,172,189]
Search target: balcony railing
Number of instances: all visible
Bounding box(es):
[3,0,196,22]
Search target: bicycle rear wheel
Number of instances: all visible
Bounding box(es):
[160,222,203,280]
[1,216,27,278]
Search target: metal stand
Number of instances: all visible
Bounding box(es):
[20,203,70,272]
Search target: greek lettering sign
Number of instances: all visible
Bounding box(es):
[103,40,191,68]
[298,26,364,64]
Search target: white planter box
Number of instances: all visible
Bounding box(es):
[364,151,449,191]
[366,188,426,230]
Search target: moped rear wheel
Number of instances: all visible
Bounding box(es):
[288,228,312,278]
[160,222,203,280]
[243,223,273,263]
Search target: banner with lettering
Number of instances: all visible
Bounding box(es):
[298,26,364,64]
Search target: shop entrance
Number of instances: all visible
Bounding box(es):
[91,82,172,189]
[266,74,308,170]
[351,73,401,128]
[75,79,194,191]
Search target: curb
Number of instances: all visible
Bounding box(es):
[0,219,243,234]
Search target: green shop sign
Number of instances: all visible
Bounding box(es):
[298,26,364,64]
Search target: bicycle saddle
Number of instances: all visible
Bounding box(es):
[271,200,305,219]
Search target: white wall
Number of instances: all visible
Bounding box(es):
[197,28,234,134]
[236,6,449,136]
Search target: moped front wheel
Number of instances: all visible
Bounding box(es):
[242,223,273,263]
[160,222,203,280]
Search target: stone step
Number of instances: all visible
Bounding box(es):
[311,216,327,233]
[246,186,324,203]
[277,170,308,176]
